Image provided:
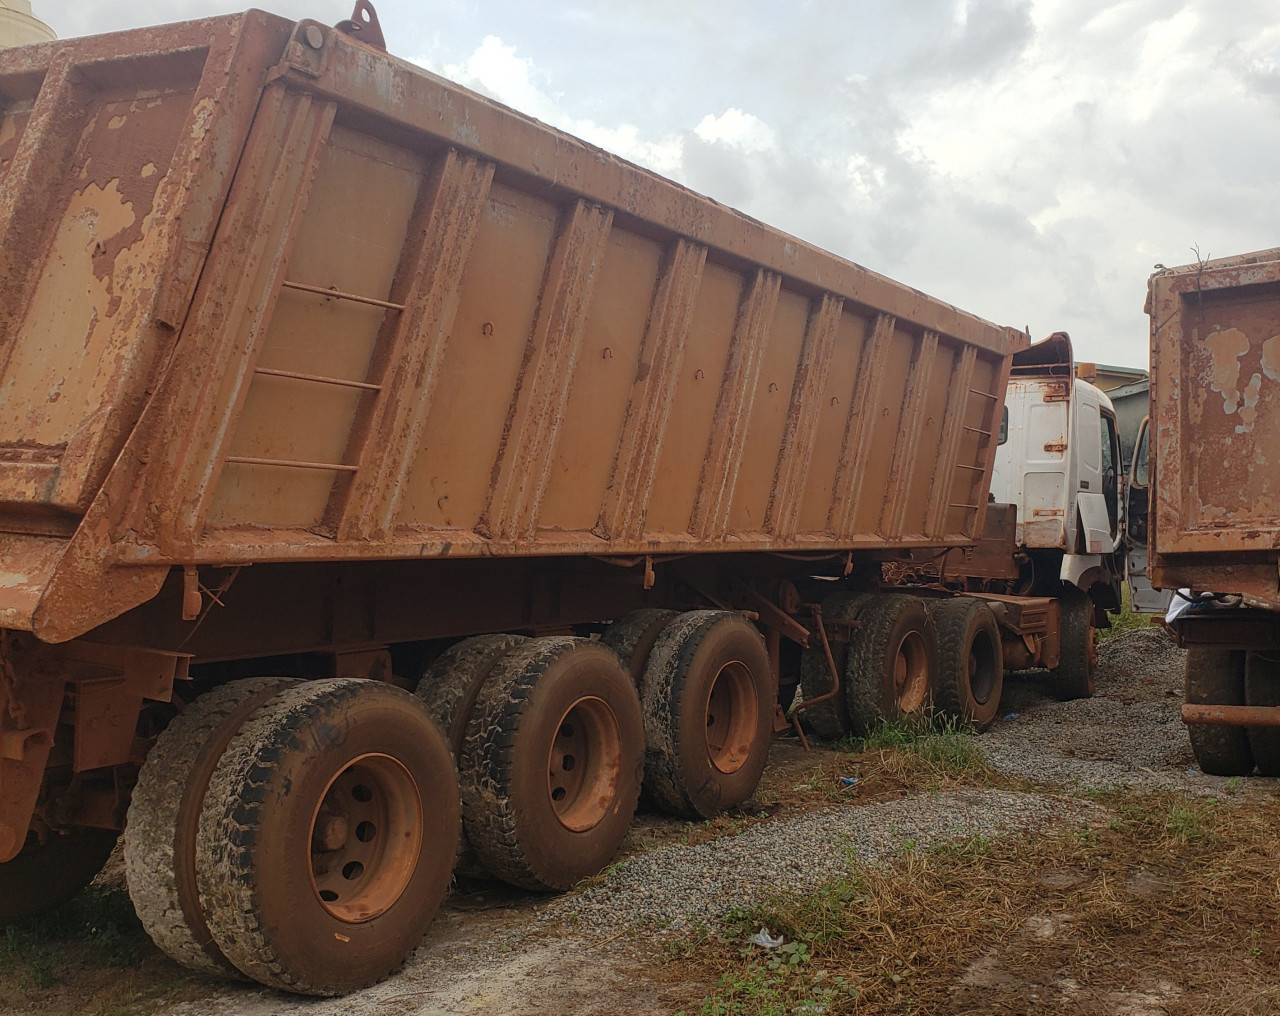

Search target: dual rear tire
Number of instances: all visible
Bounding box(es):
[126,678,459,996]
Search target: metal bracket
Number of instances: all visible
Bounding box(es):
[335,1,386,52]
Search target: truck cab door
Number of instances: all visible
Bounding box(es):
[1125,417,1172,612]
[1072,387,1114,554]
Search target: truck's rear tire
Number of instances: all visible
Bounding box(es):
[0,827,118,927]
[460,638,644,891]
[416,634,528,761]
[640,611,773,818]
[600,608,679,684]
[125,676,299,976]
[197,679,459,995]
[796,593,872,741]
[845,594,939,735]
[1186,648,1254,777]
[416,634,528,877]
[1244,650,1280,776]
[931,598,1003,732]
[1048,587,1096,701]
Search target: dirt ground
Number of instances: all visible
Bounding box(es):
[8,626,1280,1016]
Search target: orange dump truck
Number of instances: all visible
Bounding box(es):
[0,5,1042,994]
[1137,250,1280,777]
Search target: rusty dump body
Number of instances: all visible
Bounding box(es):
[0,10,1021,647]
[0,7,1031,955]
[1147,249,1280,609]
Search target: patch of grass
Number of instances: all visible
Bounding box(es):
[838,718,996,791]
[0,882,205,1016]
[667,790,1280,1015]
[1102,583,1154,640]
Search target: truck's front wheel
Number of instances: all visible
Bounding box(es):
[1048,588,1096,701]
[196,679,459,995]
[1186,647,1254,777]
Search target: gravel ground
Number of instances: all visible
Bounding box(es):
[546,788,1096,937]
[152,626,1200,1016]
[983,626,1221,793]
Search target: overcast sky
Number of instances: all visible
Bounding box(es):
[37,1,1280,368]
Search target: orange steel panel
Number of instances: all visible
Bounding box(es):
[1148,249,1280,606]
[0,13,1027,642]
[729,288,810,534]
[539,228,664,533]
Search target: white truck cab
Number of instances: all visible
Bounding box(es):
[989,332,1124,601]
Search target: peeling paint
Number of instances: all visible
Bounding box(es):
[1204,327,1249,414]
[1235,372,1262,434]
[1263,333,1280,382]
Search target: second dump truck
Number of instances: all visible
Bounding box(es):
[1135,249,1280,777]
[0,5,1121,994]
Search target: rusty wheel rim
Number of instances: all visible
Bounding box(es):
[893,632,930,714]
[706,660,757,775]
[309,753,423,923]
[547,696,622,833]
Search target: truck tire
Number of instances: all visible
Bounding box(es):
[845,594,939,735]
[1186,648,1254,777]
[416,634,528,761]
[460,638,644,891]
[416,634,528,877]
[931,598,1003,732]
[197,679,459,995]
[640,611,773,818]
[1244,650,1280,776]
[600,608,679,684]
[796,593,873,741]
[0,827,118,927]
[1048,587,1096,701]
[125,676,298,976]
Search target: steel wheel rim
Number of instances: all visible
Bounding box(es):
[547,696,622,833]
[894,632,929,713]
[309,753,423,923]
[706,660,757,775]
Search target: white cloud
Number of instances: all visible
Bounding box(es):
[693,109,776,153]
[424,36,686,177]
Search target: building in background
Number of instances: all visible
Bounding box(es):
[0,1,54,49]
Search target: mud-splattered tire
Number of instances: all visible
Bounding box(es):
[1048,588,1096,701]
[460,638,643,891]
[600,609,679,685]
[1244,650,1280,777]
[796,593,873,741]
[124,676,298,976]
[416,634,528,877]
[845,595,939,735]
[196,679,459,995]
[0,827,118,926]
[641,611,773,818]
[416,635,528,761]
[931,598,1003,732]
[1186,648,1254,777]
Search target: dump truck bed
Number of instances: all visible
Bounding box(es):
[1147,249,1280,607]
[0,10,1023,642]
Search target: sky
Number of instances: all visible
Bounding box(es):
[36,1,1280,368]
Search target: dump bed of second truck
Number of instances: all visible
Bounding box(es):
[0,10,1022,643]
[1147,249,1280,607]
